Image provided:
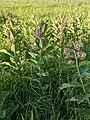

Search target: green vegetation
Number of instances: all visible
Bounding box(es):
[0,1,90,120]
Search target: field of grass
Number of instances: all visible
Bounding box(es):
[0,0,90,120]
[0,1,90,19]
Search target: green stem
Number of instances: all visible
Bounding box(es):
[74,50,86,93]
[73,50,90,104]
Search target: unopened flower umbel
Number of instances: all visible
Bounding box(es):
[75,40,83,51]
[64,48,71,57]
[31,42,39,51]
[8,40,12,46]
[68,60,74,64]
[4,28,10,38]
[77,51,86,60]
[35,29,42,38]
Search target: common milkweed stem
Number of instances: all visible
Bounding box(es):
[73,50,90,104]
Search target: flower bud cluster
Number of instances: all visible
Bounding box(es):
[64,40,86,64]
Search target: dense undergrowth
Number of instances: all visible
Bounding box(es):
[0,5,90,120]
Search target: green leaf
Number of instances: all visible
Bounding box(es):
[31,20,37,26]
[7,103,19,119]
[30,108,33,120]
[10,57,16,64]
[1,62,12,67]
[0,49,11,56]
[11,44,15,53]
[42,44,51,52]
[23,27,27,38]
[28,52,37,59]
[77,94,90,104]
[21,114,25,120]
[0,106,6,118]
[0,91,12,106]
[82,72,90,78]
[84,108,90,119]
[71,81,81,87]
[79,60,90,67]
[60,83,75,90]
[50,115,57,120]
[69,97,78,102]
[0,91,14,118]
[39,39,43,49]
[10,30,15,42]
[30,59,38,65]
[86,80,90,86]
[37,72,48,77]
[85,85,90,93]
[0,91,17,119]
[10,21,13,29]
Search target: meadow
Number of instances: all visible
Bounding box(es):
[0,0,90,120]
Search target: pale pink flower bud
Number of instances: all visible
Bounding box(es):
[8,40,12,46]
[4,28,10,38]
[75,40,83,51]
[35,29,42,38]
[77,51,86,60]
[31,42,39,51]
[68,60,74,64]
[64,48,71,57]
